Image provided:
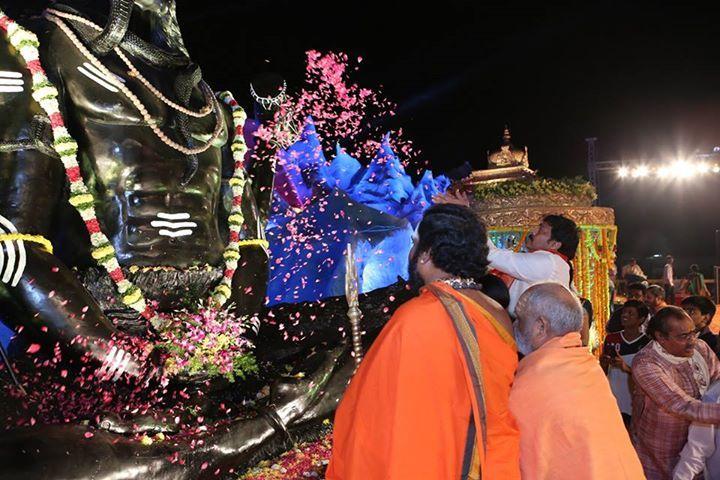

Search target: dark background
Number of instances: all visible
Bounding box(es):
[13,0,720,276]
[175,0,720,277]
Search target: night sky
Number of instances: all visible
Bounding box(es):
[178,0,720,277]
[15,1,720,275]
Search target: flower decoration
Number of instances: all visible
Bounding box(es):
[156,305,259,383]
[241,431,333,480]
[474,176,597,202]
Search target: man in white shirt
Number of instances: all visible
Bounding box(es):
[432,190,579,316]
[664,255,675,305]
[487,214,579,316]
[673,380,720,480]
[622,258,647,284]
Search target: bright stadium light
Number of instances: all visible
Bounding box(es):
[656,166,670,178]
[631,165,649,178]
[669,160,686,177]
[615,150,720,181]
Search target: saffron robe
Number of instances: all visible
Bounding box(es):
[326,282,520,479]
[509,332,645,479]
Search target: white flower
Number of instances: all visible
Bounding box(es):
[6,21,20,38]
[19,45,39,62]
[52,126,70,139]
[39,98,61,115]
[60,155,79,169]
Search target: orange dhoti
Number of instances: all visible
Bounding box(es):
[326,281,521,479]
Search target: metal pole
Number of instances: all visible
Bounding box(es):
[586,137,598,189]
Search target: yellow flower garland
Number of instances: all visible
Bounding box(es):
[0,233,53,254]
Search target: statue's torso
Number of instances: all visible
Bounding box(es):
[40,19,231,268]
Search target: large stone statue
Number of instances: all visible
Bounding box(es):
[0,1,403,478]
[0,0,272,377]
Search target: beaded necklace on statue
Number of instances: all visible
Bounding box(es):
[0,10,267,323]
[44,9,224,156]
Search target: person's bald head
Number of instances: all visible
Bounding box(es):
[514,283,584,355]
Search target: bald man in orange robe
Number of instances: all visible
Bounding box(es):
[326,204,521,480]
[511,283,644,479]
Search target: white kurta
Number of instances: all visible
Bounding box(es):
[487,242,571,316]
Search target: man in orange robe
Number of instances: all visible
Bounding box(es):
[326,204,520,480]
[510,283,645,479]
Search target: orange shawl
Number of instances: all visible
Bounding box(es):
[509,332,645,479]
[326,282,520,479]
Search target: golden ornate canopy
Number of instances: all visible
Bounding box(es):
[462,129,617,345]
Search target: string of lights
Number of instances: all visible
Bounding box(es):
[616,148,720,179]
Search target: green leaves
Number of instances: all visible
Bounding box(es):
[473,176,597,202]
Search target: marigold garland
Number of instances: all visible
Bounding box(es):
[209,91,251,307]
[0,233,53,254]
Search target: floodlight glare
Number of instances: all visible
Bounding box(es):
[632,165,649,178]
[656,167,670,178]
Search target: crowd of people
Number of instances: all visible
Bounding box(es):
[619,256,711,305]
[323,192,720,479]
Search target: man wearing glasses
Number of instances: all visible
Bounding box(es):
[631,306,720,479]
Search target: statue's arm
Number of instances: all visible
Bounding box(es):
[0,42,134,377]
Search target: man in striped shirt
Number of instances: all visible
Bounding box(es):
[632,306,720,479]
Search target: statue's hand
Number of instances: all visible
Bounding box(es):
[270,345,346,426]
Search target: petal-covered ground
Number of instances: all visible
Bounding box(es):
[241,430,333,480]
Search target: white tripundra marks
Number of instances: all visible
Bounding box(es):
[0,215,26,287]
[97,346,133,382]
[76,61,124,92]
[0,70,24,93]
[152,212,197,238]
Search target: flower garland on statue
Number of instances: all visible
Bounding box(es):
[0,11,264,321]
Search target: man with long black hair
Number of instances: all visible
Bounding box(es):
[327,204,520,480]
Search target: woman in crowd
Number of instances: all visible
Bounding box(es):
[687,264,710,298]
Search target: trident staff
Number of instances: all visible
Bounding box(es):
[345,242,364,368]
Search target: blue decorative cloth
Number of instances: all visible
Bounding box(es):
[266,130,448,305]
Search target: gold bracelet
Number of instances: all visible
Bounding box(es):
[0,233,53,254]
